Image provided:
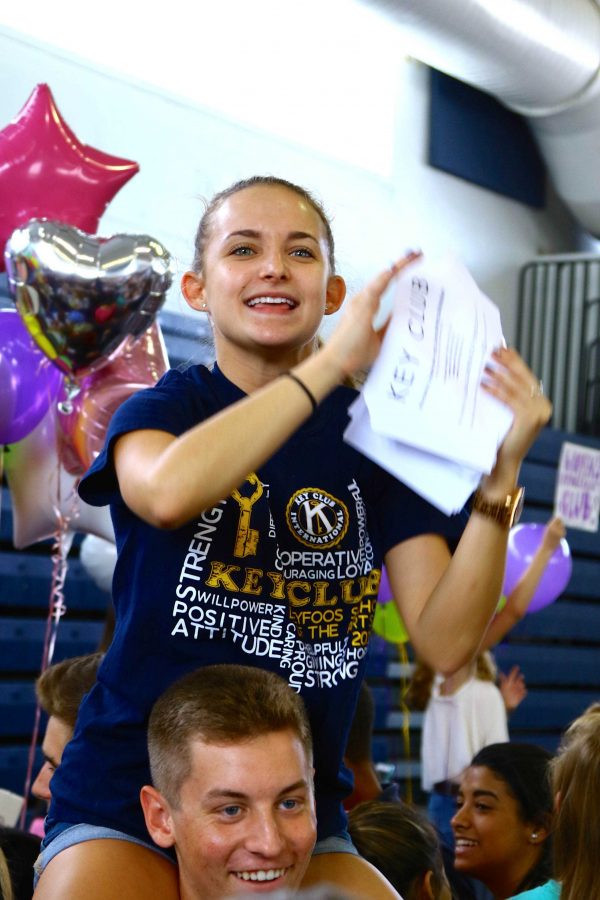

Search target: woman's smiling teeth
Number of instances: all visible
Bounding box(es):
[234,868,287,882]
[245,296,297,308]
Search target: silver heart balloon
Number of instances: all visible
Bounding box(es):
[4,219,175,377]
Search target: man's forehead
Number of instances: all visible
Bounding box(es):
[43,715,73,761]
[190,727,305,751]
[184,729,312,792]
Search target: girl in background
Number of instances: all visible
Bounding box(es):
[348,801,451,900]
[451,742,553,899]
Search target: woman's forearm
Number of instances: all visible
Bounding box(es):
[388,512,512,674]
[115,349,345,528]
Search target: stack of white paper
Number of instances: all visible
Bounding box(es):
[344,255,513,514]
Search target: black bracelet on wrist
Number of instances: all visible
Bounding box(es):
[284,371,318,414]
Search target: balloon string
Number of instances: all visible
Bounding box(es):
[398,641,413,804]
[18,484,74,828]
[18,519,71,829]
[45,514,71,651]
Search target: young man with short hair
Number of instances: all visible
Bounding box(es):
[32,653,103,804]
[140,664,317,900]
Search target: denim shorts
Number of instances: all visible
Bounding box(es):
[312,831,358,856]
[35,822,358,885]
[34,823,175,887]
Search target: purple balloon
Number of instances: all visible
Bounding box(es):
[503,522,572,613]
[0,309,62,443]
[378,566,393,604]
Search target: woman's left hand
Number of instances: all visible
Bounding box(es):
[323,251,422,380]
[481,347,552,486]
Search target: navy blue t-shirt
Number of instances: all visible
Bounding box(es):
[48,364,461,844]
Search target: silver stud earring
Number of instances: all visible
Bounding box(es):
[531,832,538,840]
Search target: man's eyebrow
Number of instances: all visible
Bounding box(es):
[276,778,310,798]
[204,779,309,803]
[203,789,249,802]
[225,229,319,245]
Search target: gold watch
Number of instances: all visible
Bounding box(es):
[471,486,525,529]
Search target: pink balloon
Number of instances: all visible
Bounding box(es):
[0,309,62,443]
[4,406,114,549]
[503,522,572,613]
[377,566,393,605]
[0,84,139,272]
[57,322,170,475]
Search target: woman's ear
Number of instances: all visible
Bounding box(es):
[140,785,176,848]
[181,270,207,312]
[528,821,550,844]
[420,869,436,900]
[324,275,346,315]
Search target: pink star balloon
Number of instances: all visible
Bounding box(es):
[0,83,139,271]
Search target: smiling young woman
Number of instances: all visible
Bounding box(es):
[451,743,554,899]
[33,176,551,900]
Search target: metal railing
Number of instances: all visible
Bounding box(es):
[517,253,600,434]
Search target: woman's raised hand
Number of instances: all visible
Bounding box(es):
[481,347,552,487]
[541,515,566,552]
[322,251,422,379]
